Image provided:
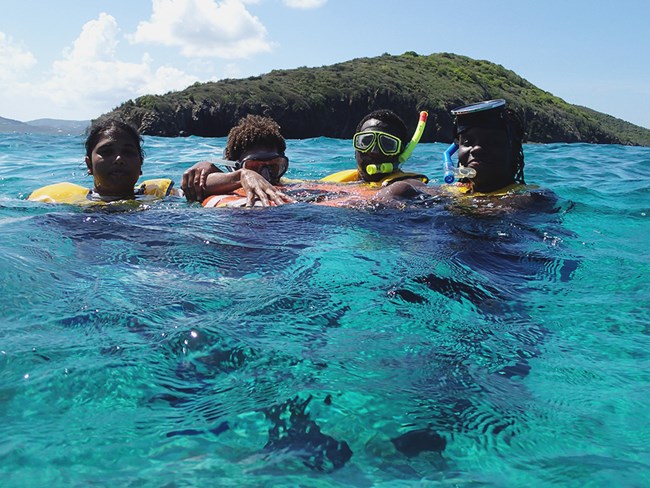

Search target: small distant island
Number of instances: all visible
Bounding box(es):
[101,52,650,146]
[0,117,89,136]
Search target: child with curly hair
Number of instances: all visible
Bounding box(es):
[181,114,294,207]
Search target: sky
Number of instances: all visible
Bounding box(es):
[1,0,648,128]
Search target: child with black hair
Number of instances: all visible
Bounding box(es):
[29,117,179,204]
[449,99,526,194]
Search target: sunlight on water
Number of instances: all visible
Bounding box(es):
[0,134,649,486]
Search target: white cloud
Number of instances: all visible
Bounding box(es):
[283,0,327,8]
[64,12,120,62]
[45,13,196,109]
[144,65,198,95]
[0,14,198,120]
[129,0,273,58]
[0,32,37,81]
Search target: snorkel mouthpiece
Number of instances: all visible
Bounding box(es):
[456,166,477,179]
[443,143,476,183]
[399,111,428,163]
[366,163,395,175]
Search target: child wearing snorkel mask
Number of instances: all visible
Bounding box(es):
[322,109,429,187]
[183,110,430,207]
[182,114,294,207]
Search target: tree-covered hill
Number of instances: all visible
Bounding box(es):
[102,52,650,146]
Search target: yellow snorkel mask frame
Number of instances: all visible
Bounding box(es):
[355,111,428,175]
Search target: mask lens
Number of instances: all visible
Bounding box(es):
[354,131,401,156]
[353,132,376,152]
[241,155,288,179]
[377,134,401,155]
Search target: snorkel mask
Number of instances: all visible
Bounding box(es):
[444,99,506,183]
[236,153,289,182]
[214,152,289,182]
[353,111,428,175]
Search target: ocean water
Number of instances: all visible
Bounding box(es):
[0,133,648,487]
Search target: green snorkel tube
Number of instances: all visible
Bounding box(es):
[365,111,428,175]
[400,111,428,163]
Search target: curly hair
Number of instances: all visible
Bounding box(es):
[355,109,409,148]
[224,115,286,161]
[85,117,144,163]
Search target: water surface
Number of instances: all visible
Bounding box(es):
[1,133,649,486]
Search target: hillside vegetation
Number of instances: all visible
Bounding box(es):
[103,52,650,146]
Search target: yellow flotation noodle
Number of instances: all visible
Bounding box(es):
[28,179,175,205]
[28,182,90,204]
[320,169,361,183]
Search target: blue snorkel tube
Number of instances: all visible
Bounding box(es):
[443,143,476,183]
[443,143,459,183]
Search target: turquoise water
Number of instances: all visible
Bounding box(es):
[0,133,649,486]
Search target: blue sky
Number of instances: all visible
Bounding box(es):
[1,0,648,128]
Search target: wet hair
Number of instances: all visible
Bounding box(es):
[224,114,286,161]
[453,107,526,185]
[355,109,409,149]
[504,109,525,184]
[85,118,144,163]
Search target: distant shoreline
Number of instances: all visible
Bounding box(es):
[0,116,90,136]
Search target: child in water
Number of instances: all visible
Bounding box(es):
[29,118,179,205]
[447,98,526,195]
[182,110,429,208]
[181,114,295,207]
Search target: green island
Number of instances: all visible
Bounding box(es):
[103,52,650,146]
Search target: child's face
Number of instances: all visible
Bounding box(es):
[354,118,402,183]
[86,129,142,196]
[239,143,287,185]
[457,126,514,192]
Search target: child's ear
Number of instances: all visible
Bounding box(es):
[85,156,92,174]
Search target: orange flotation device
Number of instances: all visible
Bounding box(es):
[202,188,277,208]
